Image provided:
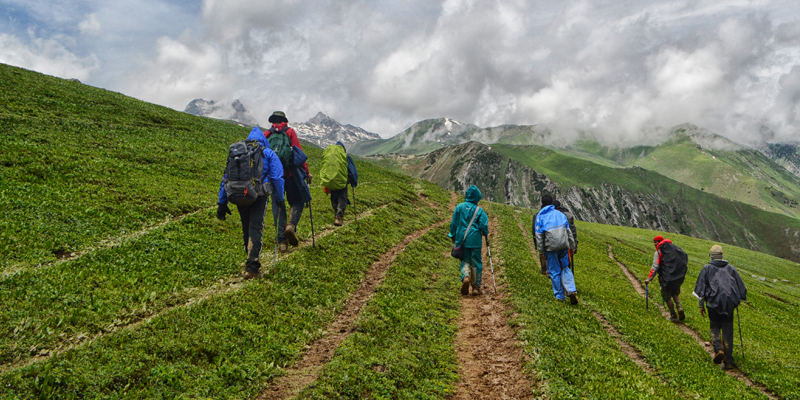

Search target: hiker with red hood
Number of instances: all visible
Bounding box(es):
[265,111,312,253]
[646,235,689,322]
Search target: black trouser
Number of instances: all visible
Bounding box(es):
[708,307,735,365]
[236,194,269,273]
[330,187,350,217]
[272,175,304,243]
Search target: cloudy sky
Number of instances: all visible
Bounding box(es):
[1,0,799,145]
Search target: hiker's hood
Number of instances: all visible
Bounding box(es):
[336,141,346,152]
[247,126,271,149]
[656,238,673,250]
[465,185,482,204]
[709,259,729,268]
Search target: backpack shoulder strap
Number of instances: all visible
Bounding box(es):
[462,206,482,243]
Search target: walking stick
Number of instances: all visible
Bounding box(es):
[645,283,649,311]
[485,236,497,294]
[736,306,745,365]
[308,201,315,248]
[273,199,279,270]
[352,185,358,223]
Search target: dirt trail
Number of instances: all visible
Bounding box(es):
[606,244,779,400]
[452,213,533,400]
[256,192,455,400]
[0,204,388,375]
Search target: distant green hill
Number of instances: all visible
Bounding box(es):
[561,125,800,218]
[368,141,800,263]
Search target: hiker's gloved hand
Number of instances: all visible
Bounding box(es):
[305,174,313,185]
[323,187,331,195]
[644,277,652,285]
[217,203,231,221]
[699,307,706,319]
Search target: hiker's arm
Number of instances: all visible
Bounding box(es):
[645,251,659,283]
[287,128,310,175]
[218,175,228,205]
[478,209,489,237]
[534,220,545,254]
[448,207,459,242]
[566,226,576,250]
[265,151,285,202]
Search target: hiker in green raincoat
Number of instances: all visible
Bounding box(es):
[449,185,489,296]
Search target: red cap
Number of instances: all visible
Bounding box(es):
[653,235,664,243]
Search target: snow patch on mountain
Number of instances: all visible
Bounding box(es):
[291,112,381,147]
[184,99,258,126]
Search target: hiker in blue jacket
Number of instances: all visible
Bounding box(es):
[449,185,489,296]
[216,126,285,279]
[534,194,578,304]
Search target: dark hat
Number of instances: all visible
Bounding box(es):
[268,111,288,124]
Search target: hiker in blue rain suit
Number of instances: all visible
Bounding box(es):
[449,185,489,296]
[534,194,578,304]
[217,126,285,279]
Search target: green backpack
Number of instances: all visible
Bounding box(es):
[320,145,348,190]
[267,126,293,167]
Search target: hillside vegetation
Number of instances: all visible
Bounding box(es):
[1,63,799,399]
[367,141,800,264]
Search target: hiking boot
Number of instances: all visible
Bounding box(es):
[285,225,299,247]
[243,271,263,280]
[279,242,288,253]
[568,292,578,305]
[713,350,725,364]
[722,361,737,371]
[677,307,685,321]
[669,313,679,322]
[471,286,483,296]
[461,277,470,295]
[334,216,343,226]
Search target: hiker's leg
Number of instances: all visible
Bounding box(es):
[708,307,724,352]
[237,203,250,255]
[558,250,577,293]
[721,316,736,365]
[272,197,287,244]
[288,202,305,228]
[665,298,676,316]
[468,247,483,288]
[245,195,269,273]
[336,189,349,217]
[546,251,565,300]
[459,259,470,282]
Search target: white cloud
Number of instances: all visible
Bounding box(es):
[78,13,102,36]
[0,31,98,81]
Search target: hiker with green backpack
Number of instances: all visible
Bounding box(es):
[320,141,358,226]
[216,126,285,279]
[449,185,489,296]
[265,111,312,253]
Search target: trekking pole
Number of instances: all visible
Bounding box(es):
[485,236,497,294]
[645,283,649,311]
[352,185,358,223]
[308,201,315,248]
[736,306,745,365]
[273,200,279,270]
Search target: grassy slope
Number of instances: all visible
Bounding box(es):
[496,203,799,399]
[0,63,245,271]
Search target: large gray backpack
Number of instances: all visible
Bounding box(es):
[224,140,264,206]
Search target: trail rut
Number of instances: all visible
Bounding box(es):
[607,244,779,400]
[0,205,388,375]
[452,213,533,400]
[256,192,456,399]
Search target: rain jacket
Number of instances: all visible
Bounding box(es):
[650,239,688,285]
[534,205,576,253]
[265,122,310,177]
[555,205,578,247]
[218,127,285,205]
[337,141,358,187]
[449,185,489,249]
[693,260,747,316]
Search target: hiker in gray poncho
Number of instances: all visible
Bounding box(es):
[693,244,747,370]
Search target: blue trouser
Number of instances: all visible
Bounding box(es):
[547,250,576,300]
[460,247,483,288]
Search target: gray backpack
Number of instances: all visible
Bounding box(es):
[224,140,264,206]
